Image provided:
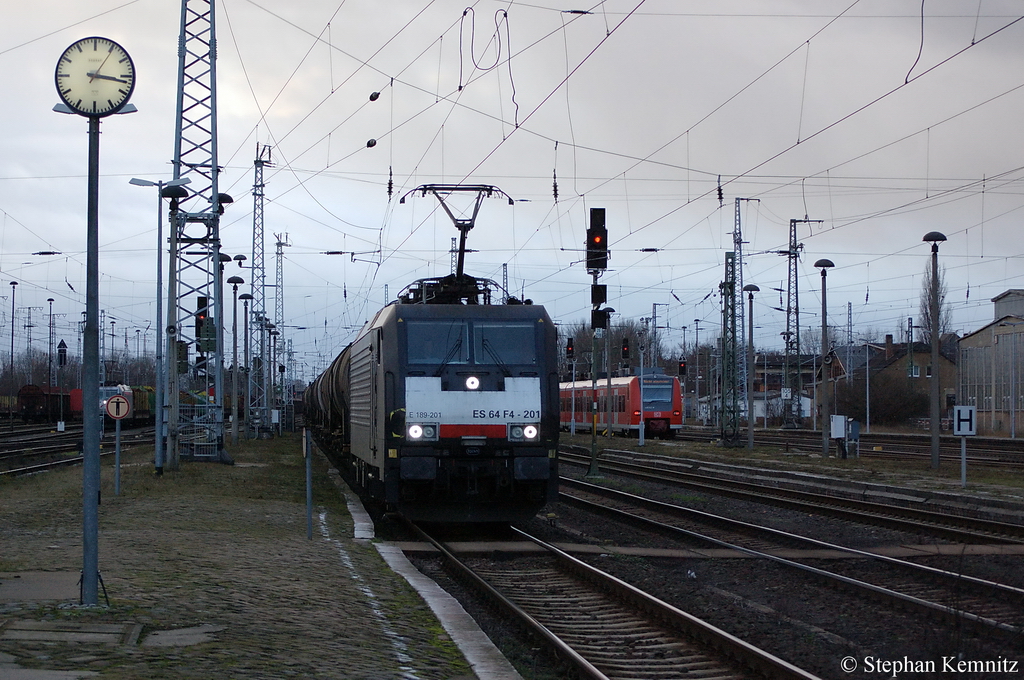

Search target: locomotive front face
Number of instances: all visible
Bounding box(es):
[390,309,558,522]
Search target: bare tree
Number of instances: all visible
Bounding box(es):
[918,258,952,345]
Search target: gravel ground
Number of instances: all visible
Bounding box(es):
[0,435,478,680]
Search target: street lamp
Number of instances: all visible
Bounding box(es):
[239,293,253,440]
[129,176,191,475]
[227,276,244,445]
[925,231,946,471]
[693,320,702,422]
[814,259,834,458]
[9,281,16,431]
[743,284,760,449]
[923,231,946,468]
[604,307,615,440]
[861,337,872,434]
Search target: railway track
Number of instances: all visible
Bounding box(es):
[560,446,1024,544]
[0,427,152,475]
[406,520,821,680]
[559,477,1024,640]
[674,427,1024,467]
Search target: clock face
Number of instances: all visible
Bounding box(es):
[55,37,135,117]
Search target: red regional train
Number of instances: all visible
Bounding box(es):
[560,371,682,438]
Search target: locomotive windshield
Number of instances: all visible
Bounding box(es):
[473,321,537,365]
[405,319,536,365]
[407,320,470,364]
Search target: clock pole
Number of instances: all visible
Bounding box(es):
[82,115,101,606]
[55,36,136,607]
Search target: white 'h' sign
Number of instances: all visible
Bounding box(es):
[953,405,976,436]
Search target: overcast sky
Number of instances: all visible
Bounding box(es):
[2,0,1023,380]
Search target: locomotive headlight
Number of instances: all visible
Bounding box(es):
[465,376,480,390]
[508,423,540,442]
[407,423,439,441]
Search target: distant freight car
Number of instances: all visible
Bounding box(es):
[17,384,72,423]
[70,384,153,425]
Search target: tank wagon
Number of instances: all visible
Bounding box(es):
[306,274,560,522]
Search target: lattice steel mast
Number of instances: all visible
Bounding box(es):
[248,144,271,436]
[168,0,229,463]
[720,252,740,445]
[777,217,819,428]
[733,198,757,426]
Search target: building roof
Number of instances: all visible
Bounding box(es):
[991,289,1024,303]
[960,314,1024,343]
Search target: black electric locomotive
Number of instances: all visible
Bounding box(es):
[306,273,559,522]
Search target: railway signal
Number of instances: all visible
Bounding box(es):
[196,296,208,335]
[566,338,575,360]
[176,341,189,374]
[621,338,630,360]
[678,359,687,375]
[586,208,608,270]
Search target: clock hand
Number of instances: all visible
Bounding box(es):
[86,72,128,84]
[90,48,114,82]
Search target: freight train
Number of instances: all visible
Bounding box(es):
[305,273,560,523]
[16,383,155,425]
[560,371,683,438]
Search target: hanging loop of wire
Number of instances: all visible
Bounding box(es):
[458,7,520,127]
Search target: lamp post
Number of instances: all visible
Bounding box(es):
[587,306,614,476]
[128,176,191,475]
[743,284,759,449]
[227,276,244,445]
[923,231,946,469]
[604,308,615,439]
[639,317,649,446]
[239,293,253,439]
[9,281,15,431]
[693,319,702,423]
[814,259,834,458]
[863,338,871,434]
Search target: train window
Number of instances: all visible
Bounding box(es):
[642,382,673,407]
[473,322,537,365]
[406,321,469,364]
